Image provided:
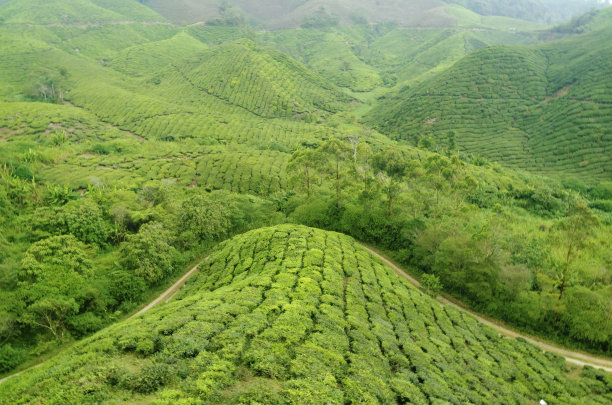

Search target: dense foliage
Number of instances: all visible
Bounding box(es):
[1,225,610,403]
[0,0,610,390]
[282,139,612,355]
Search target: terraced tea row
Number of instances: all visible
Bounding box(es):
[366,23,612,181]
[0,225,609,403]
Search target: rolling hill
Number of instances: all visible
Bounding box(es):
[1,0,611,386]
[448,0,607,24]
[174,39,350,118]
[1,225,610,403]
[0,0,163,24]
[365,8,612,181]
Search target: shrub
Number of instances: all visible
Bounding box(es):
[131,362,172,394]
[119,222,176,285]
[421,273,443,296]
[0,344,27,373]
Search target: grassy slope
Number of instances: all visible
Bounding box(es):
[175,39,351,118]
[1,225,610,404]
[0,0,163,24]
[365,11,612,181]
[259,22,541,100]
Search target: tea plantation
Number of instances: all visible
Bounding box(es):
[366,8,612,181]
[1,225,610,404]
[1,0,611,392]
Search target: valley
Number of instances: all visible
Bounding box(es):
[0,0,610,402]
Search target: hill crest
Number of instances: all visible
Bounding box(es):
[1,225,610,403]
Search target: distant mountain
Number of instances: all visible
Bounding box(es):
[448,0,608,24]
[141,0,455,28]
[365,7,612,180]
[140,0,609,27]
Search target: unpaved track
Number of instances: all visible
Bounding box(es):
[3,248,611,387]
[131,259,205,318]
[361,245,612,373]
[0,260,205,385]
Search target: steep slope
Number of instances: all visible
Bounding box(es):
[1,225,610,403]
[365,13,612,181]
[175,40,350,118]
[0,0,163,24]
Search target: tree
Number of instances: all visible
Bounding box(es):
[354,142,375,212]
[421,273,442,297]
[119,222,175,285]
[448,155,477,212]
[560,287,611,346]
[373,149,414,217]
[18,235,92,339]
[551,198,599,301]
[23,297,79,340]
[321,139,350,209]
[63,199,110,246]
[28,199,110,246]
[178,194,233,248]
[287,147,323,203]
[424,154,453,226]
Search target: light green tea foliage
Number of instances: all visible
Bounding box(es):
[366,23,612,181]
[1,225,610,404]
[0,0,611,383]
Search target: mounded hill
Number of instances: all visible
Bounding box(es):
[365,12,612,181]
[1,225,610,403]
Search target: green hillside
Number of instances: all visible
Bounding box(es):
[175,40,350,118]
[365,15,612,181]
[1,0,611,386]
[0,0,163,24]
[1,225,610,404]
[259,22,541,96]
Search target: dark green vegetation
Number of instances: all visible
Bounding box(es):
[1,225,611,403]
[367,7,612,181]
[0,0,611,395]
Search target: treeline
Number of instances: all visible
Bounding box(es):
[0,168,281,373]
[282,138,612,354]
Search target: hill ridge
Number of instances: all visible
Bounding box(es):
[1,225,610,403]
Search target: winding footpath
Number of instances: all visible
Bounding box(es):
[2,249,611,386]
[131,259,205,317]
[0,260,205,386]
[361,245,612,373]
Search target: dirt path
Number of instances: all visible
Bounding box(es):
[3,248,611,387]
[361,244,612,373]
[131,259,205,318]
[0,260,206,386]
